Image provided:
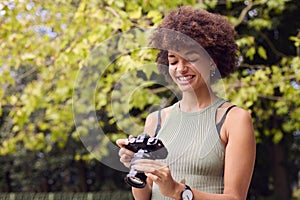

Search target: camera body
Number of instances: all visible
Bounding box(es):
[124,133,168,188]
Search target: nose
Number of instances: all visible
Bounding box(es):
[177,59,189,73]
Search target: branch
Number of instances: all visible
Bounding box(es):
[105,6,121,21]
[166,93,177,107]
[233,1,254,28]
[238,63,268,69]
[16,67,38,82]
[105,6,122,32]
[150,87,170,94]
[228,74,296,90]
[258,32,288,58]
[227,74,297,90]
[258,94,286,101]
[234,1,265,28]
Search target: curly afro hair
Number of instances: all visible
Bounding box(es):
[150,6,239,81]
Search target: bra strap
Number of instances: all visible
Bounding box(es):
[154,110,162,137]
[216,105,236,135]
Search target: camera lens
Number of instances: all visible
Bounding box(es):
[128,177,144,185]
[125,172,147,188]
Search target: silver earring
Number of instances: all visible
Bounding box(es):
[210,69,216,78]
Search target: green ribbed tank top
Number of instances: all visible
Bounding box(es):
[151,98,226,200]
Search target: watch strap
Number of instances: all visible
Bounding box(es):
[183,184,191,190]
[181,184,193,200]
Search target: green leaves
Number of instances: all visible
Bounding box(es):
[245,46,256,60]
[248,18,272,30]
[0,0,299,196]
[258,46,268,60]
[147,10,163,25]
[0,0,298,170]
[290,36,300,47]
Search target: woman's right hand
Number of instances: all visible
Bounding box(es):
[116,136,135,168]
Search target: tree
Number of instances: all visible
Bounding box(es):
[217,1,300,199]
[0,0,299,199]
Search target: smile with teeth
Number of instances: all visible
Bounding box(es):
[177,75,194,81]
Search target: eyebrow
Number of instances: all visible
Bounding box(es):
[167,54,175,58]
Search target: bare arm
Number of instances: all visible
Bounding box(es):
[221,108,256,199]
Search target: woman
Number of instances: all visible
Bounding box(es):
[117,6,256,200]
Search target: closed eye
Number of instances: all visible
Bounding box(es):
[169,61,178,65]
[168,55,178,65]
[187,58,198,63]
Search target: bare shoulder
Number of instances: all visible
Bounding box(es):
[144,111,159,137]
[144,105,174,137]
[227,106,252,125]
[225,105,255,140]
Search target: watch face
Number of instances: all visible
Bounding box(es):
[182,189,193,200]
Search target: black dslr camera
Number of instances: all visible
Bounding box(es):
[124,133,168,188]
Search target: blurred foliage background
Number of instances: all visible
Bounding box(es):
[0,0,300,199]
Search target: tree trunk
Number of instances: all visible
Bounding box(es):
[5,171,11,192]
[271,142,290,200]
[77,160,88,192]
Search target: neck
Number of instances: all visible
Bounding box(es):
[179,87,218,112]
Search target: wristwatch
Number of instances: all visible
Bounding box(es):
[181,184,194,200]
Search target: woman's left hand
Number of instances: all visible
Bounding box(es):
[131,159,183,198]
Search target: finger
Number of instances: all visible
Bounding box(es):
[118,148,135,157]
[145,172,160,182]
[116,138,129,148]
[119,158,130,168]
[180,178,186,184]
[120,160,130,168]
[123,163,130,168]
[131,161,168,172]
[119,153,133,168]
[120,154,133,163]
[131,164,156,173]
[134,159,168,169]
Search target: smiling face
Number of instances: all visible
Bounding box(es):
[167,49,214,93]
